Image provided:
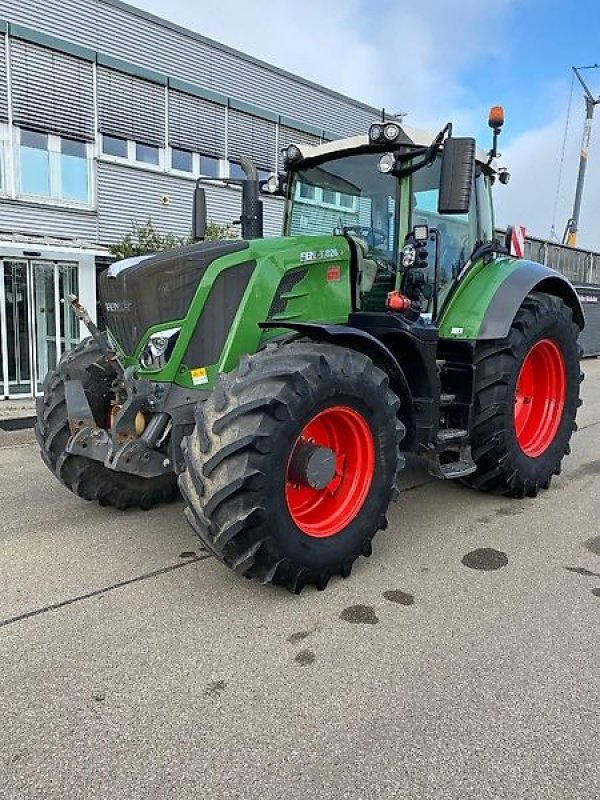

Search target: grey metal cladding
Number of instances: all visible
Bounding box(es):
[96,162,194,243]
[261,195,284,238]
[96,161,285,245]
[0,200,97,239]
[168,90,226,158]
[1,0,377,136]
[0,35,7,121]
[10,38,94,140]
[97,66,165,145]
[228,108,276,170]
[278,125,321,170]
[96,161,284,244]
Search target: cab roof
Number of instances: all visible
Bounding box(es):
[293,126,495,170]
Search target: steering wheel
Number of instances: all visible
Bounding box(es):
[343,224,388,249]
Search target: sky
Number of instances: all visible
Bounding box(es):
[129,0,600,250]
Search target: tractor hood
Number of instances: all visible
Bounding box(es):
[99,239,248,354]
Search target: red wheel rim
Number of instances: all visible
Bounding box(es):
[514,338,566,457]
[285,405,375,538]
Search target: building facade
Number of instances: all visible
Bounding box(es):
[0,0,383,398]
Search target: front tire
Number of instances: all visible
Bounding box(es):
[465,293,583,497]
[179,342,405,592]
[36,336,178,509]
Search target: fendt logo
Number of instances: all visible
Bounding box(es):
[105,301,133,312]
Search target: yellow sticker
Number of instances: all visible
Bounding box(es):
[191,367,209,385]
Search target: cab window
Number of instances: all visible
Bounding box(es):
[404,157,478,314]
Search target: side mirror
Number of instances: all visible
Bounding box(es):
[438,137,476,215]
[192,185,207,241]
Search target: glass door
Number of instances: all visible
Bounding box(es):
[2,260,33,396]
[0,259,80,397]
[58,263,79,356]
[33,261,57,393]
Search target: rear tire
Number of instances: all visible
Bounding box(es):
[464,293,582,497]
[36,336,177,510]
[179,342,405,592]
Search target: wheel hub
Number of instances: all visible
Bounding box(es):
[287,439,337,490]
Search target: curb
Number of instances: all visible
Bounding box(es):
[0,416,37,432]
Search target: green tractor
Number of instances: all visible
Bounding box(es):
[36,108,584,592]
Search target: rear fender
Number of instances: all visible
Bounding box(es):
[439,258,585,341]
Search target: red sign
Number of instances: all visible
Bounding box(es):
[510,225,527,258]
[327,265,341,281]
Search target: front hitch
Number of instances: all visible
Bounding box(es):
[63,368,173,479]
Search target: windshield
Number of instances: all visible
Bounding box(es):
[286,152,399,262]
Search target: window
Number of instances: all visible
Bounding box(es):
[406,156,478,313]
[288,153,396,259]
[200,155,219,178]
[476,171,495,242]
[136,142,159,165]
[20,130,50,197]
[17,128,91,205]
[294,180,357,211]
[102,134,128,158]
[299,182,316,201]
[0,130,6,194]
[172,147,193,173]
[60,138,88,202]
[229,162,245,180]
[229,162,271,181]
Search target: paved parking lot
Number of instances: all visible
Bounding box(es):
[1,362,599,800]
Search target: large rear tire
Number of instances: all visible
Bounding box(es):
[464,293,582,497]
[179,342,405,592]
[36,336,178,509]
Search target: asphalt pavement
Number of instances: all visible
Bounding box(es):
[1,362,599,800]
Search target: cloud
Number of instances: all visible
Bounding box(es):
[129,0,600,252]
[496,106,600,252]
[128,0,519,130]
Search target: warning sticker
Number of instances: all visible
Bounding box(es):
[191,367,209,385]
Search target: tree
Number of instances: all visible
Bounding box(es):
[109,219,237,260]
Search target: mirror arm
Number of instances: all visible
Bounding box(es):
[392,123,452,178]
[430,228,441,320]
[393,153,431,178]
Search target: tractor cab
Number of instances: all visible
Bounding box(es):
[280,121,497,321]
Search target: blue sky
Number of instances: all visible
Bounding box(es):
[464,0,600,140]
[131,0,600,248]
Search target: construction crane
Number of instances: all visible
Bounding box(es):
[564,64,600,247]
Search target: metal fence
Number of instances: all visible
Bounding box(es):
[523,236,600,286]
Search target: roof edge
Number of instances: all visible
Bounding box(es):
[100,0,384,118]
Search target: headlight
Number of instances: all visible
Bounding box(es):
[140,327,180,370]
[378,153,396,174]
[283,144,302,165]
[369,124,383,142]
[384,123,401,141]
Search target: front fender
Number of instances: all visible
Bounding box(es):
[259,320,416,441]
[438,257,584,341]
